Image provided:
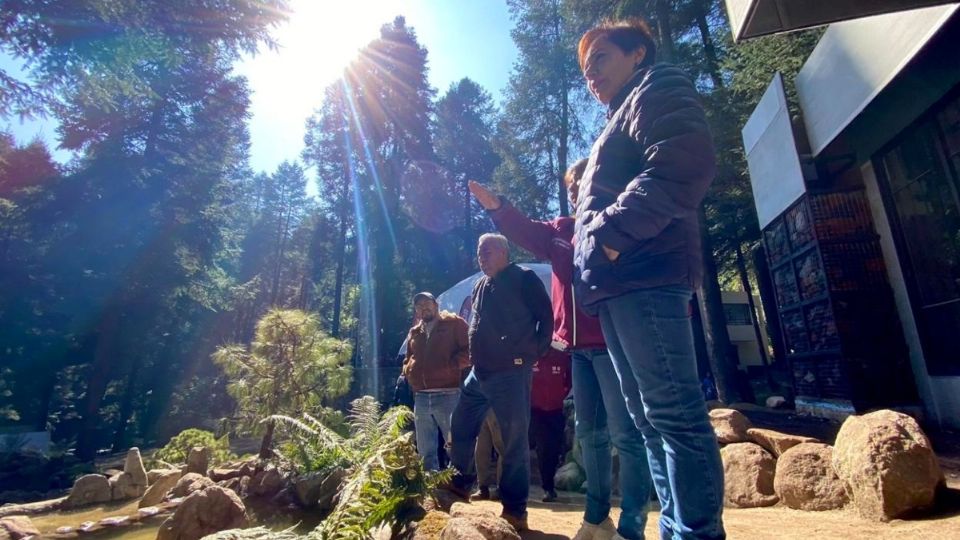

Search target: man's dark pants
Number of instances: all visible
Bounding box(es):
[450,366,533,515]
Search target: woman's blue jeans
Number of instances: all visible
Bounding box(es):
[597,286,725,540]
[572,348,653,540]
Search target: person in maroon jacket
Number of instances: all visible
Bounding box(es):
[469,168,652,540]
[530,347,572,502]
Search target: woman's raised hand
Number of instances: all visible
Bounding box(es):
[468,180,502,210]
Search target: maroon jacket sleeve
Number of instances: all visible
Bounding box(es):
[489,201,555,260]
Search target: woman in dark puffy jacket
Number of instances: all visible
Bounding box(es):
[573,17,725,540]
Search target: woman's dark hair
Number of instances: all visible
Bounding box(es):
[578,17,658,72]
[564,158,589,187]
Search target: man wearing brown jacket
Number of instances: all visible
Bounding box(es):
[403,291,470,471]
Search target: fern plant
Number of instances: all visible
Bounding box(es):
[270,396,452,539]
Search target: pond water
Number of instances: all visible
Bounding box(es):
[27,496,324,539]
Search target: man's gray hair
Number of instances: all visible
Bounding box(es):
[478,232,509,253]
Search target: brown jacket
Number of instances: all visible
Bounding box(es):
[403,311,470,392]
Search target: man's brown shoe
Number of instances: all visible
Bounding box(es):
[500,510,528,532]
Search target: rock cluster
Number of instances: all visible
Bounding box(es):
[710,407,943,521]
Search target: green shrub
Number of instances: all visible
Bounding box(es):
[154,428,234,466]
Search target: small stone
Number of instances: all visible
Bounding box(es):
[747,428,818,457]
[709,409,752,444]
[99,516,130,527]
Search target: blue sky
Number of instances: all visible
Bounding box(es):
[1,0,518,177]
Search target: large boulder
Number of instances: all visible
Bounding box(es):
[249,465,283,497]
[774,443,847,511]
[0,516,40,540]
[553,461,585,492]
[721,442,778,508]
[124,447,149,487]
[294,468,344,510]
[832,409,943,521]
[413,511,451,540]
[209,468,241,483]
[747,428,818,457]
[440,518,486,540]
[110,471,146,500]
[141,470,183,508]
[710,409,752,444]
[64,474,112,508]
[447,503,520,539]
[157,486,248,540]
[186,447,212,476]
[149,469,181,485]
[171,473,216,499]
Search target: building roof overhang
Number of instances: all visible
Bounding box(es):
[726,0,958,41]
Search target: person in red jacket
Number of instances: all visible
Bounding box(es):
[530,347,572,502]
[470,166,652,540]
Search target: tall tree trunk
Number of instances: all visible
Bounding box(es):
[258,419,275,459]
[110,360,141,452]
[698,206,745,403]
[558,74,570,217]
[694,0,724,89]
[735,242,773,388]
[76,303,123,461]
[332,194,349,338]
[654,0,676,62]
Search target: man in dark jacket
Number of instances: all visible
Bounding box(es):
[470,174,653,539]
[403,291,469,471]
[449,233,552,531]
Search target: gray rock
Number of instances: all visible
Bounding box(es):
[171,473,216,499]
[141,470,183,508]
[553,461,585,492]
[249,465,283,498]
[833,409,943,521]
[124,447,149,487]
[64,474,112,508]
[186,447,212,476]
[157,486,248,540]
[148,469,181,485]
[294,468,344,509]
[110,472,146,501]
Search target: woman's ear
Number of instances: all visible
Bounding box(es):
[632,45,647,69]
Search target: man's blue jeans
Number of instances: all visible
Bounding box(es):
[572,348,653,540]
[597,286,725,540]
[450,366,533,515]
[414,389,459,471]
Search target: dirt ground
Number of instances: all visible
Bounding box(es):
[469,485,960,540]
